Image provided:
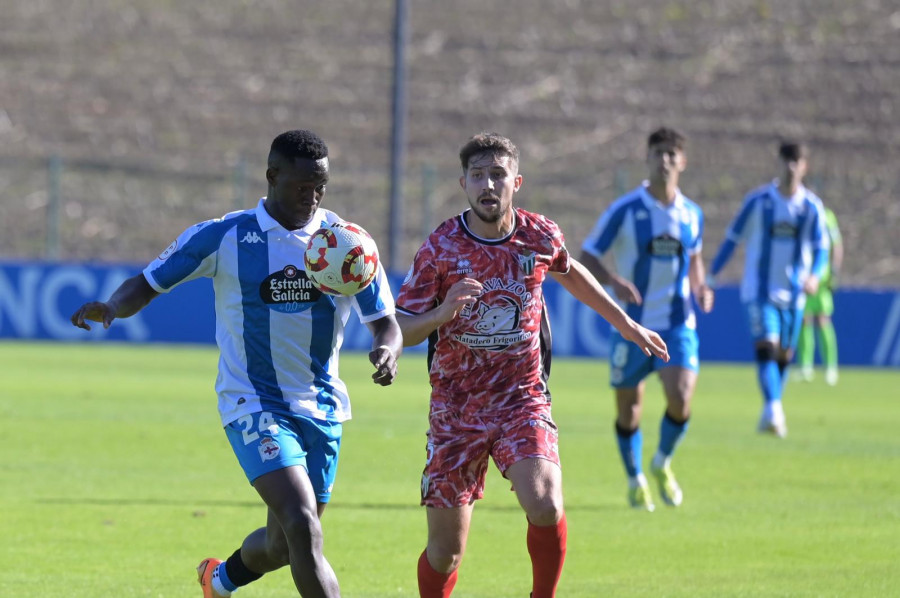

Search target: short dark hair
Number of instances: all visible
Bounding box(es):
[459,132,519,171]
[269,130,329,163]
[778,140,809,162]
[647,127,686,150]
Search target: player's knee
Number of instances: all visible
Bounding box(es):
[279,509,324,555]
[755,344,777,362]
[427,544,464,573]
[526,500,564,527]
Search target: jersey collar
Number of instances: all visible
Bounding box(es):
[639,181,684,210]
[255,197,321,233]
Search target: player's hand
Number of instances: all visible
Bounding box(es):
[369,345,398,386]
[803,275,820,295]
[611,276,642,305]
[695,284,715,313]
[435,278,483,325]
[70,302,117,331]
[621,321,669,362]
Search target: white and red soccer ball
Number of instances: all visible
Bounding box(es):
[304,221,379,296]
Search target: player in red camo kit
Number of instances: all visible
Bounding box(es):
[395,132,669,598]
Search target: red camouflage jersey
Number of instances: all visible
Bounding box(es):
[397,208,570,414]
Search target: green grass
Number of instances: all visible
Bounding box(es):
[2,341,899,597]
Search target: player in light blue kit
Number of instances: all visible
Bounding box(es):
[580,128,714,511]
[71,130,402,598]
[709,140,829,438]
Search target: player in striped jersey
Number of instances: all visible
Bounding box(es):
[709,140,830,437]
[71,130,401,598]
[397,133,669,598]
[580,128,714,512]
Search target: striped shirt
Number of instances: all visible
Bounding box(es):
[712,181,829,309]
[143,198,395,425]
[582,184,704,332]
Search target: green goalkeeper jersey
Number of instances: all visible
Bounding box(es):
[820,208,841,287]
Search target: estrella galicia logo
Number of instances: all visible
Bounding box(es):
[259,265,324,313]
[771,221,798,239]
[648,234,683,257]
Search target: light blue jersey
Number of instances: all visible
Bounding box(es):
[711,181,829,310]
[582,184,704,332]
[143,198,395,426]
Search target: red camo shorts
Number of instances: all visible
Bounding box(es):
[420,401,560,508]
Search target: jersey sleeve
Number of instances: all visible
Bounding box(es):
[396,239,442,315]
[547,219,571,274]
[581,203,625,259]
[351,260,396,323]
[143,218,231,293]
[689,207,704,255]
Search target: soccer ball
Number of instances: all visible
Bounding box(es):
[304,221,379,296]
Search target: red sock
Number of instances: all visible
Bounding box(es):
[527,513,567,598]
[417,549,458,598]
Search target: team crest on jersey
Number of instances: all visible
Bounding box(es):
[648,234,684,257]
[455,278,533,351]
[259,265,325,313]
[456,258,473,275]
[771,221,798,238]
[517,251,536,275]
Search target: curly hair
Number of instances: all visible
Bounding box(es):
[459,132,519,171]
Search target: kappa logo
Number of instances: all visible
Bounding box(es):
[635,210,649,220]
[241,231,266,244]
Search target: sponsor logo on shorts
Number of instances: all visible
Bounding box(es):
[258,437,281,462]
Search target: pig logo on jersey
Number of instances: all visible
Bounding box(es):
[259,265,325,313]
[455,279,533,350]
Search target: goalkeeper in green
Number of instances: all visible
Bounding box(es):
[797,207,842,385]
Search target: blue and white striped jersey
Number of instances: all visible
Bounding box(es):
[143,198,395,426]
[582,184,704,332]
[713,182,829,309]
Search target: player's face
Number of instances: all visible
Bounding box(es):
[646,142,686,185]
[460,152,522,225]
[265,157,329,229]
[780,156,808,185]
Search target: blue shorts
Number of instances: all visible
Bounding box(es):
[609,325,699,388]
[225,410,342,503]
[744,301,804,351]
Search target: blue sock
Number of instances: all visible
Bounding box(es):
[658,413,689,457]
[615,423,643,477]
[756,360,782,404]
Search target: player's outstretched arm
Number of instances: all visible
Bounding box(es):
[365,314,403,386]
[70,274,159,331]
[550,259,669,361]
[395,278,482,346]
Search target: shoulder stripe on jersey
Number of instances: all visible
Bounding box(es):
[153,215,248,290]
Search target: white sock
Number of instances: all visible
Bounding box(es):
[651,451,670,470]
[211,564,234,597]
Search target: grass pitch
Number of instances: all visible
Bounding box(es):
[1,341,898,597]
